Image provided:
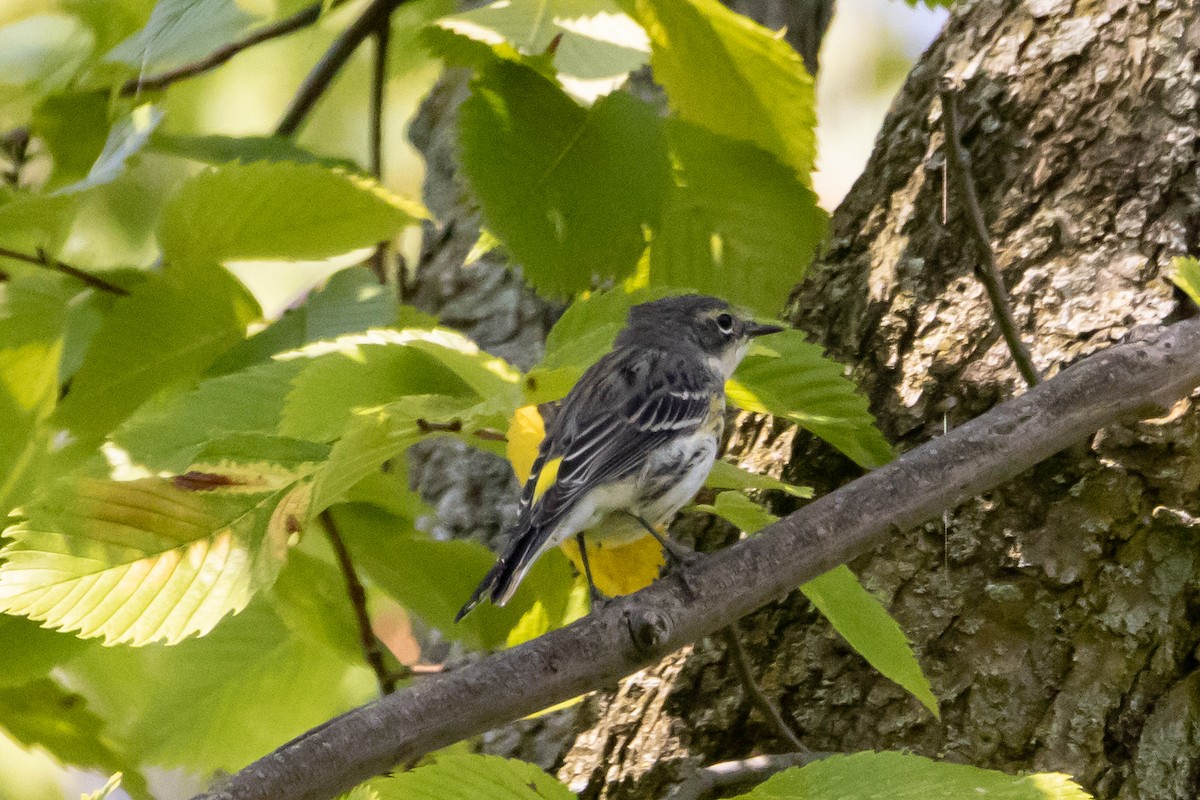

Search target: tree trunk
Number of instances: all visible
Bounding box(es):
[554,2,1200,799]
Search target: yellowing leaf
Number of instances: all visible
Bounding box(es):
[506,404,546,482]
[561,533,665,596]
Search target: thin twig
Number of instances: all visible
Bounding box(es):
[720,625,808,752]
[666,752,830,800]
[321,509,399,695]
[119,3,324,97]
[366,18,390,284]
[275,0,408,138]
[938,84,1041,388]
[0,246,129,296]
[191,318,1200,800]
[415,418,508,442]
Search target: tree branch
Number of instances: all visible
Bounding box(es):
[275,0,409,138]
[0,247,129,296]
[321,510,398,695]
[665,752,829,800]
[366,19,390,284]
[939,84,1041,388]
[119,3,324,97]
[193,318,1200,800]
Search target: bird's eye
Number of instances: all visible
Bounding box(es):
[715,313,734,334]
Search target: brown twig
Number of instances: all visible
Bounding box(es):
[366,18,391,284]
[321,509,399,695]
[275,0,409,138]
[119,3,324,97]
[414,418,508,442]
[0,247,129,296]
[939,84,1041,388]
[720,625,808,752]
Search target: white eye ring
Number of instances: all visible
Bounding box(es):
[716,313,734,334]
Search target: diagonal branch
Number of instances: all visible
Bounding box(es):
[193,318,1200,800]
[119,3,325,97]
[939,84,1042,388]
[720,625,808,751]
[275,0,410,138]
[0,246,129,296]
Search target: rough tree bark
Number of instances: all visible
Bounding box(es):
[407,1,1200,798]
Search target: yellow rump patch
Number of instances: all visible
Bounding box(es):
[561,534,666,596]
[533,456,562,504]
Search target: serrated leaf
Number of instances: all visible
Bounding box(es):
[158,162,425,265]
[431,0,650,103]
[0,445,321,645]
[333,504,578,650]
[693,495,935,714]
[626,0,816,179]
[371,754,576,800]
[62,600,375,772]
[459,59,670,295]
[728,329,893,469]
[730,751,1091,800]
[705,460,812,498]
[0,679,150,800]
[649,122,827,315]
[150,132,363,172]
[1170,256,1200,307]
[107,0,258,72]
[55,104,163,195]
[211,266,399,375]
[52,260,260,443]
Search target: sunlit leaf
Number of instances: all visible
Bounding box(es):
[626,0,817,179]
[729,751,1091,800]
[728,329,893,469]
[1170,256,1200,307]
[107,0,258,73]
[705,460,812,498]
[371,754,576,800]
[158,162,426,266]
[459,58,670,295]
[55,104,164,195]
[0,14,93,107]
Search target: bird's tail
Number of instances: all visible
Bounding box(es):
[455,526,544,622]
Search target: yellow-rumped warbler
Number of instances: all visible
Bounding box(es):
[456,294,782,620]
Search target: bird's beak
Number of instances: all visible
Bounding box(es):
[745,321,785,337]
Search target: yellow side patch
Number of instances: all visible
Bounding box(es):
[561,534,666,597]
[533,456,562,504]
[506,404,546,483]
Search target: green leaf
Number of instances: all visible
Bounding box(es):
[0,614,88,688]
[268,549,362,663]
[0,439,322,645]
[0,14,93,108]
[0,192,78,255]
[0,679,150,800]
[728,329,893,469]
[55,104,163,195]
[112,358,306,473]
[62,600,375,772]
[802,567,938,716]
[626,0,817,179]
[149,132,364,172]
[704,460,812,498]
[693,496,935,715]
[82,773,123,800]
[459,59,671,295]
[371,753,576,800]
[52,260,260,442]
[107,0,258,72]
[158,162,426,266]
[31,92,110,190]
[0,275,68,516]
[1170,256,1200,306]
[430,0,650,103]
[333,504,579,651]
[211,266,399,375]
[730,751,1092,800]
[649,122,827,315]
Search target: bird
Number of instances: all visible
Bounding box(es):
[456,294,783,621]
